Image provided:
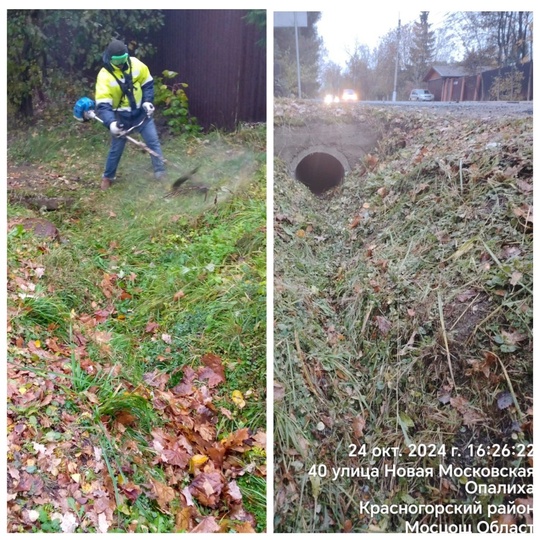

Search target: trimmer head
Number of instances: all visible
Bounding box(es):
[170,166,200,190]
[164,167,201,198]
[73,97,96,122]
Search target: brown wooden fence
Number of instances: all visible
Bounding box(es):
[148,10,266,131]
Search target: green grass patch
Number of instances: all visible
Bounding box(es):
[7,121,267,533]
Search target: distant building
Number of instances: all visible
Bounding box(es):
[423,62,533,102]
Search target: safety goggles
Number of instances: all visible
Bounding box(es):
[111,53,128,66]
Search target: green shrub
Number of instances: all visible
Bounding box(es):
[154,70,202,136]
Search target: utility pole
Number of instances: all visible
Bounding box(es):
[392,15,401,102]
[274,12,307,98]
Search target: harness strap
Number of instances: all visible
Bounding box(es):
[105,58,138,113]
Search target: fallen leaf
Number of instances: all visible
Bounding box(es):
[349,215,362,229]
[500,245,522,259]
[374,315,391,335]
[219,406,234,420]
[150,478,177,512]
[234,522,257,533]
[252,430,266,449]
[224,480,243,502]
[456,289,478,302]
[231,390,246,409]
[450,395,486,427]
[221,428,250,451]
[175,507,194,532]
[145,321,159,334]
[438,393,451,404]
[173,290,185,300]
[97,512,109,534]
[115,410,137,427]
[497,513,516,526]
[181,485,195,507]
[365,154,379,170]
[162,445,190,468]
[516,179,533,193]
[27,509,40,523]
[274,381,285,401]
[191,515,220,533]
[143,370,169,389]
[310,474,321,498]
[501,329,527,345]
[189,472,224,508]
[512,204,533,223]
[201,353,225,380]
[352,415,366,438]
[118,481,142,502]
[189,454,209,474]
[195,422,216,442]
[198,366,225,388]
[496,391,514,410]
[58,511,78,533]
[509,271,523,286]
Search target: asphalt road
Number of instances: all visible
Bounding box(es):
[350,99,534,117]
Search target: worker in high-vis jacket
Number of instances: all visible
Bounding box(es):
[95,39,166,190]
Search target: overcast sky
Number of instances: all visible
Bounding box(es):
[316,10,448,67]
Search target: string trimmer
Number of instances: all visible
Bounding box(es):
[73,96,199,188]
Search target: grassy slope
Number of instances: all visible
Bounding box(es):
[7,117,267,532]
[274,101,532,532]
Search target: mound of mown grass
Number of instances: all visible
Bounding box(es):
[274,103,532,533]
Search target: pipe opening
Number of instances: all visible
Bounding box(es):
[295,152,345,195]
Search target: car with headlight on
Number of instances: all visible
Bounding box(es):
[341,89,358,102]
[324,94,340,104]
[409,88,434,101]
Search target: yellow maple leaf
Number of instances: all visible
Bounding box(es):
[231,390,246,409]
[189,454,209,474]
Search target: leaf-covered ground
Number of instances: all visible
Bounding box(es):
[274,99,532,533]
[7,121,267,533]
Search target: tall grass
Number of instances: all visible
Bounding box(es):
[7,123,267,532]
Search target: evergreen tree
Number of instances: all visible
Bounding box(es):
[408,12,436,84]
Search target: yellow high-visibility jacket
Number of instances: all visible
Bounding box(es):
[95,57,154,128]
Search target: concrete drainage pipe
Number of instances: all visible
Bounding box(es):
[291,147,349,195]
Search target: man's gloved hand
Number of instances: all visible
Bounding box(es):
[110,121,126,138]
[142,102,155,118]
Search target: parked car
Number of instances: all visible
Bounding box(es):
[341,89,358,102]
[409,89,434,101]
